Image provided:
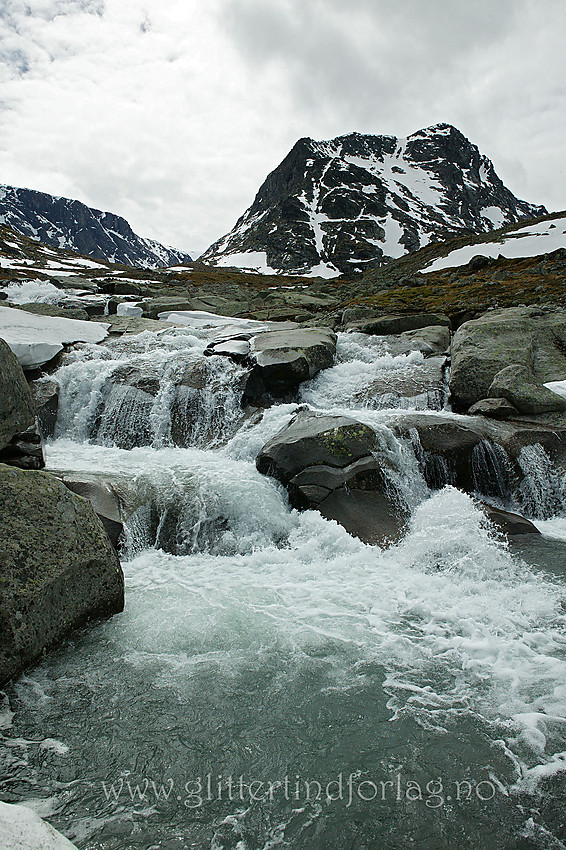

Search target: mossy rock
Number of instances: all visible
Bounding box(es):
[0,464,124,685]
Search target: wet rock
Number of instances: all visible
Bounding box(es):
[397,325,451,356]
[30,378,59,438]
[468,397,519,419]
[0,421,44,470]
[246,327,336,399]
[0,338,35,451]
[386,410,566,499]
[207,326,337,402]
[348,313,450,335]
[480,503,540,536]
[57,472,141,550]
[0,463,124,685]
[450,306,566,409]
[256,410,408,544]
[488,364,566,415]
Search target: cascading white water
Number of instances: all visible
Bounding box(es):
[3,325,566,849]
[518,443,566,519]
[55,329,248,449]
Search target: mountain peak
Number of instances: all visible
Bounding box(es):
[0,185,192,269]
[201,124,545,277]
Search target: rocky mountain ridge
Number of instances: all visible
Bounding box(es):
[0,184,192,269]
[201,123,546,276]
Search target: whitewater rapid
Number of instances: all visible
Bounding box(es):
[2,325,566,849]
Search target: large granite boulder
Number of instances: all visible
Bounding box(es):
[395,325,451,357]
[207,327,337,402]
[0,338,35,450]
[141,296,197,319]
[0,464,124,685]
[256,410,408,544]
[450,306,566,410]
[488,364,566,415]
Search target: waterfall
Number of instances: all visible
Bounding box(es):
[517,443,566,519]
[471,439,516,503]
[54,332,248,449]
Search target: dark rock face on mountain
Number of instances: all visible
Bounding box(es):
[202,123,546,276]
[0,185,192,268]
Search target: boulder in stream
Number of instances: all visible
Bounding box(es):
[207,327,337,402]
[450,306,566,409]
[0,463,124,685]
[488,364,566,415]
[0,338,35,450]
[256,410,408,544]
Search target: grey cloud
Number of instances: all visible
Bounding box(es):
[0,0,104,80]
[221,0,522,129]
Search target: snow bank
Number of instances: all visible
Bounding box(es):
[0,801,78,850]
[0,306,109,369]
[423,216,566,273]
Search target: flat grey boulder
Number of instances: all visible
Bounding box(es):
[16,302,91,322]
[0,338,35,450]
[256,410,408,544]
[208,327,336,401]
[468,397,519,419]
[488,364,566,415]
[0,464,124,685]
[347,313,450,335]
[395,325,451,357]
[450,306,566,409]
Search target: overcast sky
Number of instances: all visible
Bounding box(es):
[0,0,564,257]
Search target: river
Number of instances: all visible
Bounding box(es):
[1,323,566,849]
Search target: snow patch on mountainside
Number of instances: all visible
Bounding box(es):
[422,216,566,273]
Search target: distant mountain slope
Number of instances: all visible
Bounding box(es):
[420,213,566,273]
[0,185,192,269]
[201,123,546,277]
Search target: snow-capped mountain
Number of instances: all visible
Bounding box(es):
[201,123,546,277]
[0,185,192,269]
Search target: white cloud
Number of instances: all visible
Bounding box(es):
[0,0,564,257]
